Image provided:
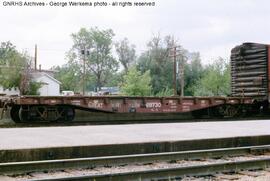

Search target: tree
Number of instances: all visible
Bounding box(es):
[53,59,83,92]
[192,58,230,96]
[68,27,119,91]
[0,41,34,95]
[24,81,43,95]
[104,71,123,87]
[184,52,204,96]
[0,42,42,95]
[121,66,151,96]
[19,59,40,95]
[0,41,17,64]
[115,38,136,73]
[155,87,174,96]
[137,34,175,94]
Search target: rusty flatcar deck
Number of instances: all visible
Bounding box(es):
[0,96,253,122]
[3,95,253,113]
[0,95,255,122]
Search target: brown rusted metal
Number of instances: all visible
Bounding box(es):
[268,45,270,101]
[231,43,268,100]
[1,96,253,114]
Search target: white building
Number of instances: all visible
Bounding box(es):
[32,72,61,96]
[0,87,20,96]
[0,72,61,96]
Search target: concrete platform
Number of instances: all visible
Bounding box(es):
[1,120,270,162]
[1,120,270,149]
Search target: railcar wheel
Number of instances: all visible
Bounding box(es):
[19,106,35,122]
[36,106,75,122]
[10,105,75,122]
[224,105,241,117]
[63,107,75,121]
[210,106,225,118]
[10,105,21,123]
[261,100,269,114]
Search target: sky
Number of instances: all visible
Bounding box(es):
[0,0,270,69]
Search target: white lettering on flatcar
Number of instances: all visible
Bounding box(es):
[71,100,81,106]
[182,106,190,111]
[50,100,57,103]
[88,100,103,108]
[146,102,161,108]
[182,102,194,105]
[112,103,121,108]
[200,100,207,107]
[130,103,140,108]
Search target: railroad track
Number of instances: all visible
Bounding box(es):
[33,158,270,181]
[1,145,270,180]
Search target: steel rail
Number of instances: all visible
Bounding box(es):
[32,157,270,181]
[1,145,270,175]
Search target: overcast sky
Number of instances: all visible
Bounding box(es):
[0,0,270,69]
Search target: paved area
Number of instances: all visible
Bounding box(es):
[0,120,270,150]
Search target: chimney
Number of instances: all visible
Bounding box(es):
[34,44,37,70]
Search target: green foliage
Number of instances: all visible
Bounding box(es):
[53,60,83,92]
[0,41,28,93]
[104,72,123,87]
[121,67,151,96]
[155,87,174,97]
[65,31,208,95]
[137,35,174,94]
[0,34,232,98]
[24,81,42,95]
[0,41,17,64]
[137,34,203,96]
[69,27,119,91]
[192,58,230,96]
[184,52,204,96]
[115,38,136,73]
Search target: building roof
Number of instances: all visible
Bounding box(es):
[32,72,61,85]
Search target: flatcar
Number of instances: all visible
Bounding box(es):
[0,42,269,122]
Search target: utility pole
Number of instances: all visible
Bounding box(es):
[34,44,37,70]
[81,48,89,96]
[169,45,185,96]
[83,48,86,96]
[173,46,177,96]
[179,54,185,97]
